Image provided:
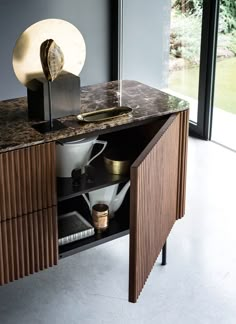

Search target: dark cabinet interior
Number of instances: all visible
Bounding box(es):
[56,115,170,259]
[58,193,130,258]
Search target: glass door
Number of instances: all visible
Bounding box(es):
[167,0,203,124]
[168,0,220,139]
[211,0,236,151]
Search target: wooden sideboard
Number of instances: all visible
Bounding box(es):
[0,80,189,303]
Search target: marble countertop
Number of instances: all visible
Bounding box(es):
[0,80,189,153]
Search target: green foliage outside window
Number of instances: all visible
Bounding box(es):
[171,0,236,64]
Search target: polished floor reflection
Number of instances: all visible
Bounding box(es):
[0,137,235,324]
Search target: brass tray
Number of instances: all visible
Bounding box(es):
[76,106,132,123]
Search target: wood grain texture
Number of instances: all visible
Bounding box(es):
[0,143,56,221]
[176,110,189,220]
[0,207,58,285]
[129,114,181,303]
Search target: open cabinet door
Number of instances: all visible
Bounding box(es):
[129,110,189,303]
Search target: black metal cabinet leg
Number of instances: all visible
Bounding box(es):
[161,241,167,266]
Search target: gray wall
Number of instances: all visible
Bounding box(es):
[0,0,110,100]
[122,0,172,89]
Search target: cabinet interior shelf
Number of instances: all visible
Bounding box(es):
[59,219,129,259]
[57,159,129,202]
[58,195,130,259]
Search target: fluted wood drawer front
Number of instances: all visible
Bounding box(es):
[0,206,58,285]
[0,143,56,221]
[129,112,186,303]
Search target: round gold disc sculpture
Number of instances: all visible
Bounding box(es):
[12,19,86,89]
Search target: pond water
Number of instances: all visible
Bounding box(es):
[168,57,236,114]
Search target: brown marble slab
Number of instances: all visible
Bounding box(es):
[0,80,189,153]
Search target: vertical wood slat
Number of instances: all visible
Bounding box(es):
[22,215,30,276]
[38,210,45,271]
[48,208,54,267]
[0,154,4,222]
[15,150,23,218]
[1,221,9,284]
[31,145,38,212]
[52,206,58,266]
[9,151,18,219]
[3,153,11,221]
[35,145,43,212]
[21,148,28,215]
[28,213,35,275]
[129,114,181,303]
[49,144,57,208]
[0,221,4,285]
[0,207,58,285]
[6,219,14,282]
[176,110,189,220]
[12,218,20,280]
[33,212,40,273]
[25,147,33,213]
[0,143,56,221]
[17,216,25,278]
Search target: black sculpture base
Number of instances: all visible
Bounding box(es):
[32,119,66,134]
[27,73,80,120]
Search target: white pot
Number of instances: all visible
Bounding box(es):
[56,136,107,178]
[82,181,130,218]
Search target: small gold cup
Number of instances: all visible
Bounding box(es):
[92,204,109,232]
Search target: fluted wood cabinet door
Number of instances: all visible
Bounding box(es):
[129,111,188,303]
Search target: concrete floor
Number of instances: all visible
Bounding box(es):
[0,137,236,324]
[212,107,236,151]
